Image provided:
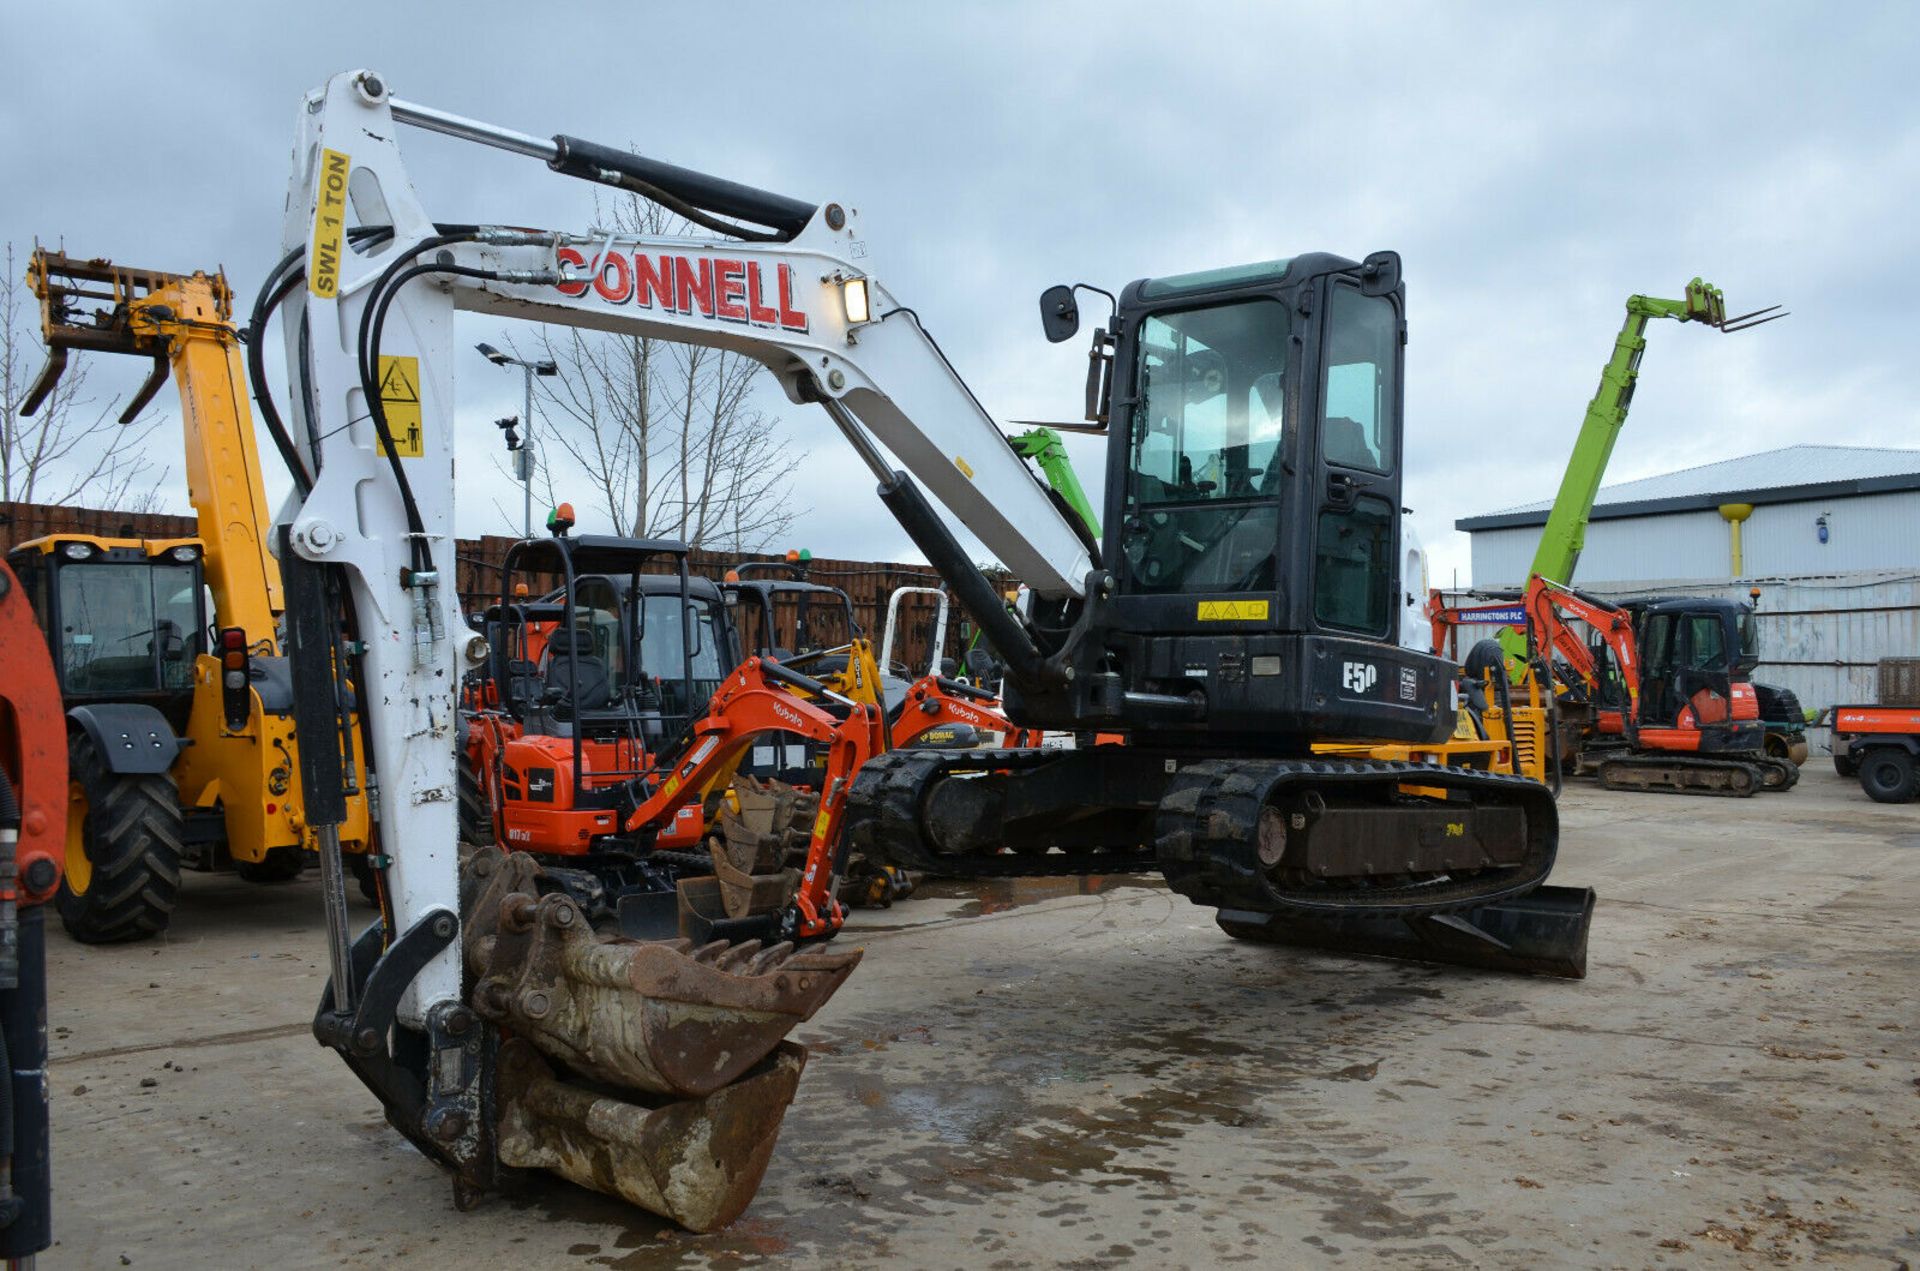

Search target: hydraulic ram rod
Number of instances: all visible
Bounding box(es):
[387,92,817,238]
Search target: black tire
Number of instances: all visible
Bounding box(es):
[58,733,185,944]
[1858,748,1916,805]
[1833,753,1860,779]
[457,757,492,846]
[1463,639,1510,685]
[235,845,306,883]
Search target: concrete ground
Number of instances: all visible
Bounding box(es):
[43,766,1920,1269]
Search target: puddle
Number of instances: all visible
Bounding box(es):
[911,872,1166,918]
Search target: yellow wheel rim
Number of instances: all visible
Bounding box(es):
[65,780,92,896]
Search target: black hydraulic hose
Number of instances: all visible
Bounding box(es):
[1490,664,1521,777]
[352,229,497,570]
[350,226,489,394]
[246,226,400,497]
[0,764,17,832]
[250,266,315,495]
[363,260,532,576]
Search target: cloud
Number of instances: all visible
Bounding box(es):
[3,2,1913,592]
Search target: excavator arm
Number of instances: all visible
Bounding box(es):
[615,656,879,938]
[265,70,1103,1227]
[1523,577,1641,722]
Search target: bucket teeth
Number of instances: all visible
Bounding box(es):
[460,846,861,1099]
[496,1037,807,1233]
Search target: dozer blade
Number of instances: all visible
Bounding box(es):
[463,846,860,1098]
[1218,884,1596,979]
[496,1038,807,1234]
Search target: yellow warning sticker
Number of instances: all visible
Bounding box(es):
[954,454,975,479]
[661,775,681,802]
[813,808,831,841]
[308,148,351,298]
[1196,599,1269,622]
[376,355,424,458]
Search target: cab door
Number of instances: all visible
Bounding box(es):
[1309,279,1405,641]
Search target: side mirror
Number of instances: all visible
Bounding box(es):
[1039,284,1080,343]
[1358,250,1401,297]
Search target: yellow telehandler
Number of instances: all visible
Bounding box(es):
[8,249,371,942]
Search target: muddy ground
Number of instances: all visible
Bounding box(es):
[44,766,1920,1268]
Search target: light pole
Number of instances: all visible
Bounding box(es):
[475,343,558,536]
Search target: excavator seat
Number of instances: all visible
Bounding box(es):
[501,658,544,716]
[541,628,613,715]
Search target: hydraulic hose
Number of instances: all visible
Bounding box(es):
[361,257,554,575]
[247,226,399,496]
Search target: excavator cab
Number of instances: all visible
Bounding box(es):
[1628,597,1764,745]
[1016,251,1443,750]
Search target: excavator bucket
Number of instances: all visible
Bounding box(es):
[710,776,809,919]
[459,847,860,1225]
[463,846,859,1096]
[496,1039,807,1233]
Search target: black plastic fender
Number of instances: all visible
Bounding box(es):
[66,703,181,774]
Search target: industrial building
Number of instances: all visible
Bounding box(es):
[1455,443,1920,742]
[1458,444,1920,587]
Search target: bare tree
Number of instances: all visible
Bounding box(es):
[500,198,806,549]
[0,242,169,510]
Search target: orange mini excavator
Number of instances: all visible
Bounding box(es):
[1525,577,1797,796]
[460,519,879,942]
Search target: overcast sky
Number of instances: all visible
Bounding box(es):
[4,3,1914,586]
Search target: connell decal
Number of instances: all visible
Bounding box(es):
[556,248,809,333]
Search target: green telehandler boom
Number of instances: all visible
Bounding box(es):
[1012,426,1101,538]
[1496,279,1785,667]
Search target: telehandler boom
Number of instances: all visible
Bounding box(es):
[261,70,1593,1229]
[8,251,371,942]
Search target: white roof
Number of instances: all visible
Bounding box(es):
[1483,444,1920,518]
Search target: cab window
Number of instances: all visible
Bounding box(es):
[640,594,727,682]
[1685,615,1727,671]
[1320,285,1397,473]
[56,561,200,695]
[1126,299,1289,507]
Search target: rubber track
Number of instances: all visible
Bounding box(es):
[58,734,185,944]
[456,756,491,846]
[1596,755,1763,797]
[1154,757,1559,919]
[845,748,1158,879]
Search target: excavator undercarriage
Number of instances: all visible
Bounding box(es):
[847,747,1591,977]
